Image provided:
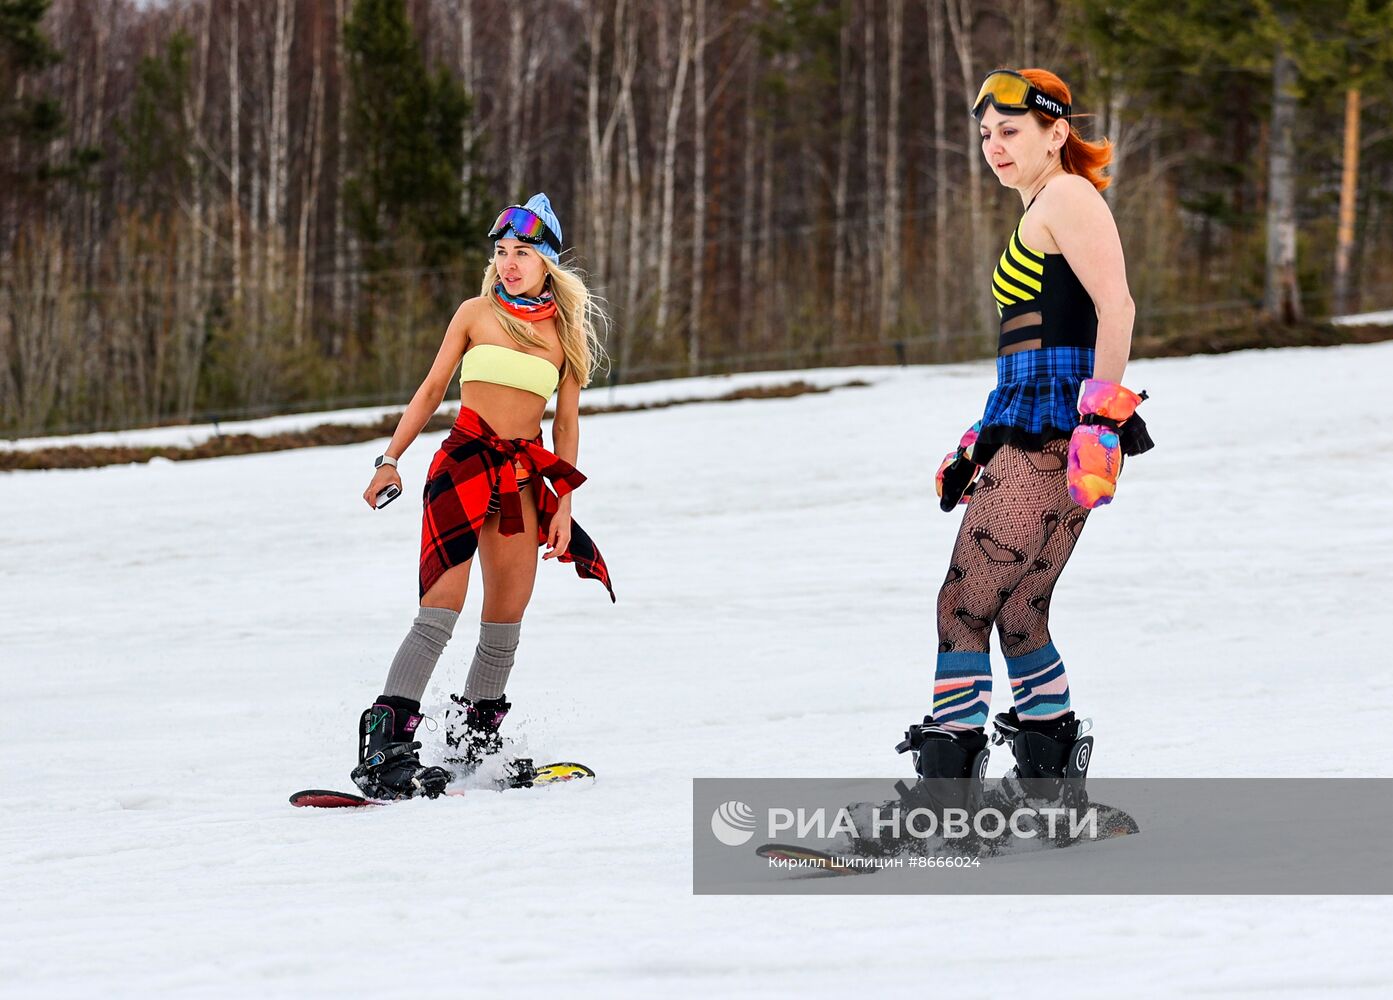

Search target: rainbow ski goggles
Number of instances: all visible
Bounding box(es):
[971,69,1070,121]
[487,206,562,254]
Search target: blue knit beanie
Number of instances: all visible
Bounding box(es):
[494,192,562,263]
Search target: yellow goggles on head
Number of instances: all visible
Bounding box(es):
[972,69,1070,121]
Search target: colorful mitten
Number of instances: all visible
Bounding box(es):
[937,421,983,512]
[1068,379,1145,508]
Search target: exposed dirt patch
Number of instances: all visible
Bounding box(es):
[1133,319,1393,359]
[2,379,870,472]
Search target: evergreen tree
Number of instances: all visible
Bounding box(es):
[0,0,60,144]
[1071,0,1393,322]
[121,32,194,216]
[0,0,97,209]
[342,0,486,272]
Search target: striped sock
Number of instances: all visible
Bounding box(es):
[1006,641,1071,721]
[932,651,992,731]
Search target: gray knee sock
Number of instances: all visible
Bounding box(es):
[383,607,460,702]
[463,620,522,701]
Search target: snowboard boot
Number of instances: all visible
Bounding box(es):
[846,720,991,857]
[988,709,1094,838]
[896,719,991,812]
[349,698,450,801]
[441,693,512,775]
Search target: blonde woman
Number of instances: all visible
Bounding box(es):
[352,193,613,801]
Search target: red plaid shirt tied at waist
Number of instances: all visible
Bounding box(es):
[419,406,615,602]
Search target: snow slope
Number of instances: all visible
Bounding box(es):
[3,344,1391,997]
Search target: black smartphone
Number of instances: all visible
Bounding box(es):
[374,484,402,509]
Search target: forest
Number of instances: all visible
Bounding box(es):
[2,0,1390,436]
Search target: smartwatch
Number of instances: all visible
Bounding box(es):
[374,454,398,469]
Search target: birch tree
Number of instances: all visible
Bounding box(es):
[688,0,707,368]
[266,0,294,297]
[228,0,243,307]
[832,14,851,332]
[654,0,693,343]
[927,0,950,349]
[862,6,881,335]
[1263,43,1302,322]
[945,0,991,338]
[881,0,902,339]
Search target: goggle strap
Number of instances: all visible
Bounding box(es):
[972,70,1070,120]
[488,207,563,253]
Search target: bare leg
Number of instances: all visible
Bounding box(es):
[421,559,472,613]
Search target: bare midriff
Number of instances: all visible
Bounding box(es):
[458,381,550,441]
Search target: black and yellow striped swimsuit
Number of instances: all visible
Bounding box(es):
[971,201,1102,467]
[991,214,1098,356]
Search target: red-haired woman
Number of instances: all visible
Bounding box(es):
[900,69,1153,810]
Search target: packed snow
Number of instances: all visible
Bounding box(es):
[3,343,1390,997]
[1331,307,1393,327]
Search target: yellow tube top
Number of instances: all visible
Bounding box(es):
[459,344,560,400]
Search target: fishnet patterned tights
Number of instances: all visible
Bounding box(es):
[937,439,1090,656]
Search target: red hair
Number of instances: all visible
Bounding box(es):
[1018,68,1112,192]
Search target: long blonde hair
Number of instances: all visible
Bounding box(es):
[480,257,609,387]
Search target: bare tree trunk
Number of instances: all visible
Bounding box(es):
[647,1,669,318]
[267,0,294,297]
[862,7,880,337]
[687,0,706,370]
[517,27,544,196]
[832,16,851,335]
[79,1,112,296]
[1264,44,1302,323]
[607,0,635,297]
[333,0,350,326]
[881,0,902,340]
[1333,86,1361,316]
[1102,86,1122,206]
[229,0,243,308]
[739,69,756,334]
[178,0,212,417]
[945,0,991,340]
[506,6,524,195]
[928,0,949,352]
[457,0,477,218]
[297,22,326,342]
[1017,0,1036,66]
[619,5,642,377]
[654,0,693,344]
[584,0,605,265]
[758,109,774,349]
[584,0,616,280]
[249,0,265,318]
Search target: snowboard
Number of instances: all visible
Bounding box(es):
[290,760,595,809]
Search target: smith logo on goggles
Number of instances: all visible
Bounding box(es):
[488,206,562,254]
[972,69,1071,121]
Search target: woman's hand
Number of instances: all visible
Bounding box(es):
[363,466,403,509]
[543,503,572,560]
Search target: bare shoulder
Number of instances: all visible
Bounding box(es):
[447,296,489,340]
[1037,175,1115,251]
[1044,173,1104,210]
[454,295,489,321]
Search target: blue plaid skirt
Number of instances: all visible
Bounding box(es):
[974,346,1093,466]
